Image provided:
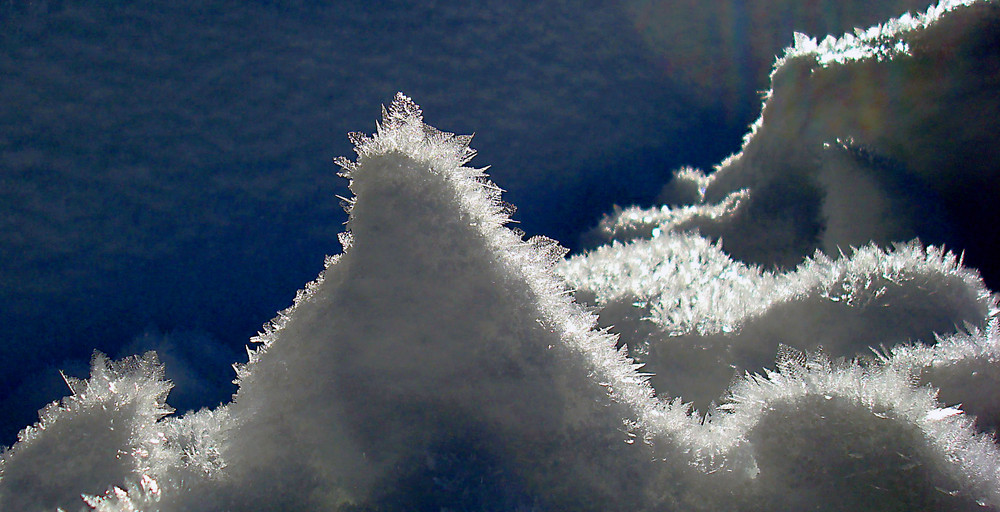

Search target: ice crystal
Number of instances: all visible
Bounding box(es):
[782,0,979,66]
[0,352,172,511]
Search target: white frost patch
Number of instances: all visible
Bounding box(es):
[0,352,172,512]
[783,0,979,66]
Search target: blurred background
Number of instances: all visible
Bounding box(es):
[0,0,939,444]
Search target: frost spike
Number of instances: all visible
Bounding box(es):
[219,93,664,511]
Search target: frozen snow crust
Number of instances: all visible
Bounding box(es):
[3,1,1000,508]
[561,237,995,410]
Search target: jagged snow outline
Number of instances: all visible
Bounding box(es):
[723,348,1000,504]
[232,94,661,426]
[654,0,984,203]
[13,92,1000,510]
[564,236,1000,504]
[561,235,993,339]
[782,0,980,66]
[0,353,173,511]
[588,188,750,245]
[4,352,173,473]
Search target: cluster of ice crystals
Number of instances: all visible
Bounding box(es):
[210,92,669,511]
[782,0,979,65]
[585,188,750,246]
[79,474,162,512]
[0,352,173,511]
[564,238,990,344]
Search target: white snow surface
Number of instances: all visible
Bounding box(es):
[595,0,1000,275]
